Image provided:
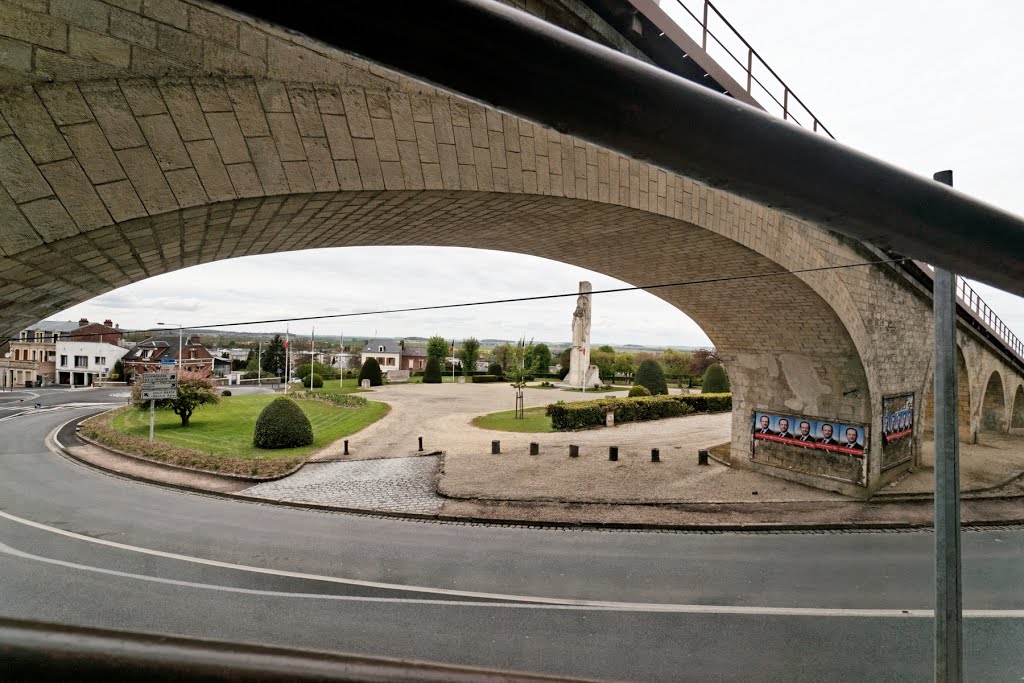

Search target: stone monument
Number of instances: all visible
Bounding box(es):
[564,281,601,388]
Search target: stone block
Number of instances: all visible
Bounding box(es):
[164,167,208,207]
[245,136,288,193]
[226,162,263,198]
[94,179,147,222]
[141,0,187,30]
[115,146,177,213]
[156,24,202,64]
[50,0,108,32]
[110,8,158,48]
[203,42,265,78]
[238,24,266,58]
[0,87,72,163]
[341,90,372,138]
[0,186,40,255]
[39,158,112,229]
[137,113,190,170]
[333,159,360,189]
[370,117,399,162]
[282,161,314,193]
[302,138,339,192]
[36,82,93,126]
[226,79,269,136]
[69,28,131,68]
[352,138,383,190]
[160,81,210,140]
[189,5,237,47]
[61,122,125,184]
[205,111,249,164]
[120,78,166,116]
[186,139,234,201]
[0,135,52,202]
[323,114,355,160]
[0,2,67,51]
[0,37,32,75]
[192,79,231,112]
[79,81,146,149]
[287,85,323,137]
[19,197,78,242]
[266,112,305,161]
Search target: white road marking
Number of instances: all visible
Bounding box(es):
[1,510,1021,617]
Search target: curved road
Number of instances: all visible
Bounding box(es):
[1,390,1023,681]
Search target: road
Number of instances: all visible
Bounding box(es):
[1,389,1023,681]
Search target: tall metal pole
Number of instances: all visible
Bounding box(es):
[932,169,962,682]
[257,341,262,386]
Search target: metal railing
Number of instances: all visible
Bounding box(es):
[663,0,835,138]
[956,276,1024,360]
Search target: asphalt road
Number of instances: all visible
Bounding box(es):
[1,389,1023,681]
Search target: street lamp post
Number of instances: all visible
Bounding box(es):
[157,322,183,375]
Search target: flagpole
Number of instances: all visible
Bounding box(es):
[309,326,315,390]
[285,325,290,391]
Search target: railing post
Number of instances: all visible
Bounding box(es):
[701,0,709,49]
[745,47,752,93]
[783,88,789,120]
[932,169,963,683]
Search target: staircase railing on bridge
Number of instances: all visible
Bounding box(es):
[661,0,834,139]
[646,0,1024,368]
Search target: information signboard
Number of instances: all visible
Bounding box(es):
[141,388,178,400]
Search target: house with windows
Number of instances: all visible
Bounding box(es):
[360,338,402,371]
[400,346,427,371]
[121,334,216,382]
[55,319,127,386]
[1,318,126,388]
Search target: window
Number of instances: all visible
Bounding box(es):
[52,334,59,343]
[60,355,67,366]
[19,331,26,341]
[31,350,36,361]
[378,346,385,353]
[13,349,19,361]
[386,357,395,366]
[74,356,88,368]
[418,359,423,369]
[95,357,106,365]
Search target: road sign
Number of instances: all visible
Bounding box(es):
[143,382,177,390]
[160,358,176,365]
[142,373,177,383]
[141,388,178,400]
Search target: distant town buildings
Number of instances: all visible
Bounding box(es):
[1,318,126,388]
[360,339,433,374]
[121,334,218,381]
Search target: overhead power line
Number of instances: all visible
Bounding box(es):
[6,257,906,342]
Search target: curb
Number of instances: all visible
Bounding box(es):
[50,414,1024,533]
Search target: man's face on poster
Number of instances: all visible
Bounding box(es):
[846,427,858,443]
[822,424,833,439]
[760,415,770,430]
[799,422,811,437]
[779,419,789,433]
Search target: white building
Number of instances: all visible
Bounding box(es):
[360,339,402,370]
[56,339,129,386]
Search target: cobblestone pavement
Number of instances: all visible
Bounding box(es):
[241,456,443,514]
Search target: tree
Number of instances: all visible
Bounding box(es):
[597,344,616,354]
[557,347,571,379]
[426,336,448,365]
[634,359,668,396]
[359,358,383,386]
[492,343,516,372]
[689,348,722,378]
[613,352,636,378]
[294,361,338,381]
[131,369,220,427]
[423,356,443,383]
[458,337,481,375]
[487,362,503,375]
[702,363,730,393]
[262,334,286,376]
[662,348,694,387]
[531,343,552,375]
[111,359,125,381]
[591,350,616,380]
[253,397,314,449]
[505,339,528,418]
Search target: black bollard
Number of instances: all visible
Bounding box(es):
[492,440,500,455]
[651,448,660,462]
[529,442,539,455]
[569,445,579,458]
[609,446,618,461]
[418,436,423,452]
[698,449,709,465]
[343,440,349,456]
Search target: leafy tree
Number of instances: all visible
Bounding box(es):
[487,362,503,375]
[305,373,324,389]
[359,358,383,386]
[504,341,528,387]
[295,361,338,381]
[613,352,636,378]
[426,336,448,365]
[492,343,516,372]
[459,337,481,375]
[662,348,694,387]
[423,356,443,383]
[557,347,571,379]
[689,348,722,378]
[634,359,668,396]
[591,350,616,380]
[253,397,313,449]
[262,334,286,376]
[531,343,552,375]
[597,344,616,354]
[111,359,125,381]
[131,369,220,427]
[522,342,535,373]
[702,363,730,393]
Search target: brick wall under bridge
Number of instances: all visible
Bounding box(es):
[0,0,1022,497]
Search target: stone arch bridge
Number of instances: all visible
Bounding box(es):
[0,0,1021,496]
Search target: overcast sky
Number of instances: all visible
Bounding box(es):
[56,0,1024,347]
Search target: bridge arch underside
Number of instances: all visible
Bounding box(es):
[980,371,1007,433]
[0,191,873,491]
[1012,386,1024,431]
[924,346,972,441]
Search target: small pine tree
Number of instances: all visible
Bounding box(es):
[634,359,668,396]
[358,358,383,386]
[423,356,443,383]
[702,363,730,393]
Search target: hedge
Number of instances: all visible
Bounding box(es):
[545,392,732,430]
[471,374,502,383]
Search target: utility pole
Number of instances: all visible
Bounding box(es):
[932,169,962,682]
[257,341,262,386]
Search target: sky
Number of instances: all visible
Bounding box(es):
[55,0,1024,347]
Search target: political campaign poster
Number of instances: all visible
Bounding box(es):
[752,412,867,456]
[881,393,914,470]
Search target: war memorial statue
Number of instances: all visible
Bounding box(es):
[563,281,601,388]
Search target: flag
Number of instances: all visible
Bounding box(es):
[450,339,455,354]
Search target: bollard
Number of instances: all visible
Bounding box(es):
[418,436,423,452]
[530,442,539,455]
[609,446,618,461]
[343,440,349,456]
[698,449,709,465]
[492,440,501,455]
[651,448,660,463]
[569,445,579,458]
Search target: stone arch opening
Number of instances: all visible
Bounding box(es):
[981,371,1007,433]
[1012,385,1024,430]
[923,345,972,440]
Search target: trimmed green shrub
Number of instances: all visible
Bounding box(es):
[253,397,314,449]
[221,389,232,396]
[359,358,383,387]
[300,373,324,388]
[487,362,502,375]
[634,359,668,395]
[628,384,651,397]
[545,393,731,430]
[676,392,732,413]
[702,363,730,393]
[471,374,501,383]
[290,390,368,407]
[423,356,443,383]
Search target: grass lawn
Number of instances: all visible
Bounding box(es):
[112,394,388,460]
[472,406,554,433]
[406,374,466,383]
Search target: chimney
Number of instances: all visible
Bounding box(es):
[400,340,405,350]
[103,319,113,327]
[78,318,89,327]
